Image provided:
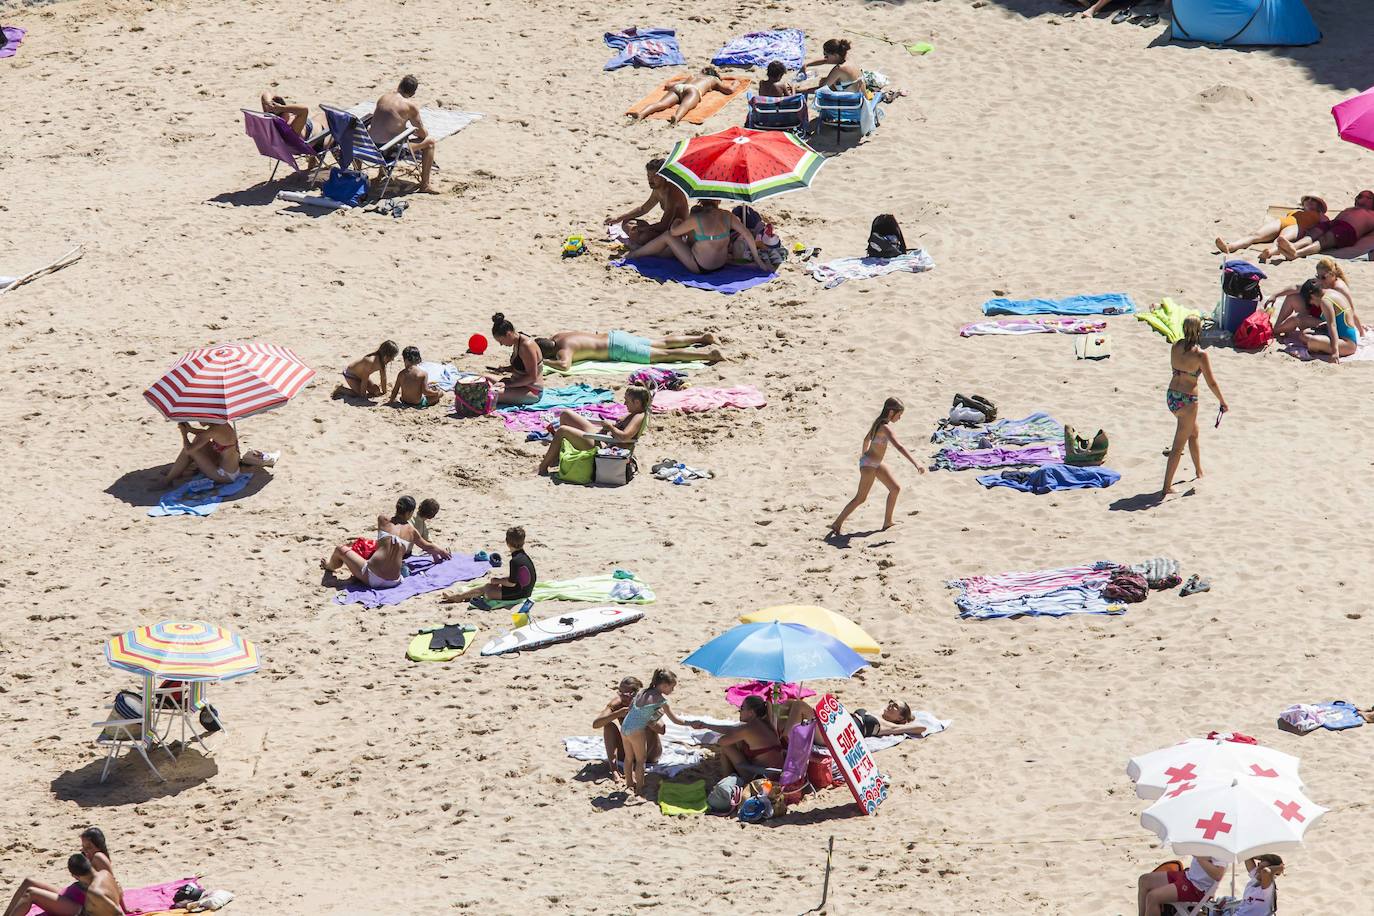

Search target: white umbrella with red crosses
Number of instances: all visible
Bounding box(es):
[1126,736,1304,801]
[1140,775,1326,861]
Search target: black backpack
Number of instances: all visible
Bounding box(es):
[867,214,906,259]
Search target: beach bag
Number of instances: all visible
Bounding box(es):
[1064,426,1109,466]
[199,704,222,734]
[594,446,636,487]
[104,690,145,740]
[1221,260,1265,300]
[707,775,744,813]
[1216,295,1259,333]
[451,374,497,418]
[1233,310,1272,351]
[321,167,368,207]
[556,439,596,484]
[1073,333,1111,360]
[627,367,685,391]
[1103,571,1148,603]
[867,214,906,258]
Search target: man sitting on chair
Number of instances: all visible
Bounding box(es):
[370,74,436,193]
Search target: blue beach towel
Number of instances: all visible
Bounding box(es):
[604,27,685,71]
[614,257,774,295]
[148,474,253,517]
[712,29,807,77]
[1314,701,1365,731]
[977,464,1121,494]
[496,383,615,414]
[982,293,1137,317]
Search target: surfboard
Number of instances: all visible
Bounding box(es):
[407,624,478,662]
[479,606,643,656]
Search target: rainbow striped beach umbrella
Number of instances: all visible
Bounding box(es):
[143,341,315,423]
[104,620,260,682]
[658,126,824,203]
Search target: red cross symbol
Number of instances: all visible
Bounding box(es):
[1274,800,1306,823]
[1196,811,1233,840]
[1166,782,1197,798]
[1165,763,1197,783]
[1249,764,1279,778]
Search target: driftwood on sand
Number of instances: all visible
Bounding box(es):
[0,244,84,296]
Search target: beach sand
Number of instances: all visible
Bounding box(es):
[2,0,1373,911]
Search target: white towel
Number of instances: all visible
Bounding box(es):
[863,712,952,752]
[345,102,484,143]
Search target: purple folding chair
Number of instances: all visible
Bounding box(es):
[242,109,327,183]
[764,720,819,799]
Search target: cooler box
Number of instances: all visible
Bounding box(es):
[1217,295,1259,333]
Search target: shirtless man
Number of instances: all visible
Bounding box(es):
[592,676,663,781]
[1276,190,1374,261]
[606,158,690,246]
[4,855,122,916]
[369,75,436,193]
[259,87,314,138]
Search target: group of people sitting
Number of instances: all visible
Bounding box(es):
[1269,257,1363,359]
[337,340,447,408]
[260,74,438,192]
[5,828,123,916]
[1137,854,1283,916]
[594,669,925,801]
[1217,190,1374,262]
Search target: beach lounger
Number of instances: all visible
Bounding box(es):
[744,93,809,134]
[241,109,328,183]
[321,104,419,200]
[814,87,880,142]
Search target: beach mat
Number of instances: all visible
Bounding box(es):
[1282,331,1374,363]
[544,358,709,376]
[27,878,197,916]
[334,553,491,609]
[627,75,753,124]
[614,257,773,295]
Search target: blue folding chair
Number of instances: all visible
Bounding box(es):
[744,93,809,134]
[321,104,419,200]
[814,87,880,142]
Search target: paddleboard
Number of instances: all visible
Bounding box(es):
[407,624,478,662]
[480,606,643,656]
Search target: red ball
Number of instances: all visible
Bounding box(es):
[468,334,488,355]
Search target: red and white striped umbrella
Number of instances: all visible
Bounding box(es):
[144,342,315,423]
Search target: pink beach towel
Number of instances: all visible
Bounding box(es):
[725,680,815,707]
[27,877,197,916]
[1,26,25,58]
[651,386,766,412]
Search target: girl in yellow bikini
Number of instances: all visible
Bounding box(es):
[1216,195,1327,262]
[1162,317,1228,497]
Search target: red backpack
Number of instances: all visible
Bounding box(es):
[1233,310,1273,350]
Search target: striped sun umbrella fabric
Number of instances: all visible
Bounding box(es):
[104,620,260,682]
[658,126,824,203]
[143,342,315,423]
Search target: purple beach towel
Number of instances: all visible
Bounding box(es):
[334,552,492,609]
[1,26,25,58]
[502,402,627,433]
[613,257,774,295]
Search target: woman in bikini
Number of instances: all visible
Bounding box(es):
[337,340,400,400]
[3,827,123,916]
[687,695,785,779]
[802,39,863,94]
[488,312,544,405]
[537,329,722,370]
[1270,260,1361,343]
[161,421,240,487]
[628,67,743,125]
[535,386,652,475]
[829,397,925,537]
[1216,195,1327,262]
[1162,316,1228,497]
[624,198,770,274]
[321,496,450,590]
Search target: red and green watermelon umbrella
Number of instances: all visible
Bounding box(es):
[658,126,824,203]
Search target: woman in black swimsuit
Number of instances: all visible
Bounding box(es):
[488,313,544,405]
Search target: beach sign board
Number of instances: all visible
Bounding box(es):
[814,693,888,815]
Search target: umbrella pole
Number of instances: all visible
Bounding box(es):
[801,835,834,915]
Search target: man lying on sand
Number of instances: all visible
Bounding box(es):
[538,329,722,370]
[1276,190,1374,261]
[370,74,437,193]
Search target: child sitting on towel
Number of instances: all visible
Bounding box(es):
[389,346,444,408]
[414,498,440,544]
[337,339,399,399]
[441,526,536,605]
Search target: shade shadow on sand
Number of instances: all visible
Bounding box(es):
[763,799,867,827]
[104,467,274,509]
[52,748,219,807]
[1108,486,1194,511]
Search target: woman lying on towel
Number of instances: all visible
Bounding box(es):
[627,67,744,125]
[488,312,544,405]
[160,421,240,487]
[781,698,928,741]
[1216,195,1327,262]
[535,386,651,476]
[537,329,723,370]
[624,199,771,274]
[320,496,450,590]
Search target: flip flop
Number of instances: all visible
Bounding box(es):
[1135,13,1160,26]
[1112,9,1134,23]
[1180,575,1211,596]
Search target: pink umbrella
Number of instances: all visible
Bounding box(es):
[1333,86,1374,153]
[724,680,815,707]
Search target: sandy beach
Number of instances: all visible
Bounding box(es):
[2,0,1374,912]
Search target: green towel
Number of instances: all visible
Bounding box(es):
[1136,297,1200,343]
[906,41,933,55]
[658,779,707,816]
[544,359,708,376]
[475,573,657,608]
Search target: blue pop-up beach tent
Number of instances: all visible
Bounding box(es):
[1171,0,1320,46]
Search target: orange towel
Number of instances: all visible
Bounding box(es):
[626,75,753,125]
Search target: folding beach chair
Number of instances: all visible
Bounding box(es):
[762,720,826,802]
[93,689,173,783]
[744,93,809,134]
[241,109,329,183]
[321,104,419,200]
[814,87,880,142]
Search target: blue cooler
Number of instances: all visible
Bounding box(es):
[1218,295,1259,332]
